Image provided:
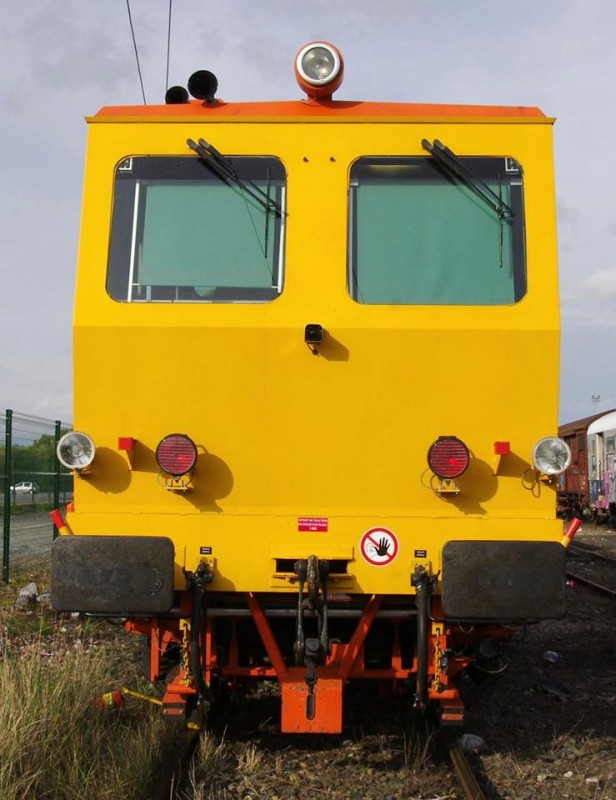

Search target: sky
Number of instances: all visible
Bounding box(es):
[1,0,615,425]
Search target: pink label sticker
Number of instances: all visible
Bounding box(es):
[298,517,329,532]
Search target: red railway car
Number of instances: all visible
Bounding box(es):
[558,410,616,519]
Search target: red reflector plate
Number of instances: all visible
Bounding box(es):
[156,434,197,476]
[428,437,469,479]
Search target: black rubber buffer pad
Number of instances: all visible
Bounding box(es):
[51,535,175,614]
[441,540,566,621]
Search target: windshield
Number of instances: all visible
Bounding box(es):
[107,156,286,303]
[348,156,526,305]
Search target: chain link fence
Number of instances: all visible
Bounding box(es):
[1,410,73,581]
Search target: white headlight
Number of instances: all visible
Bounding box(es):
[531,437,571,476]
[57,431,96,471]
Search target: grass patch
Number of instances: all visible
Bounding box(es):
[0,569,181,800]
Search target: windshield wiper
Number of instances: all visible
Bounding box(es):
[421,139,515,221]
[187,138,282,217]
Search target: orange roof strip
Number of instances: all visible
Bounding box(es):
[94,99,546,120]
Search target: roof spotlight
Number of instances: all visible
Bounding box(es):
[187,70,219,102]
[294,41,344,99]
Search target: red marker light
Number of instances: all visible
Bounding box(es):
[427,436,470,479]
[493,441,511,456]
[156,434,198,477]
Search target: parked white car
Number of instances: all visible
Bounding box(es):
[10,481,39,495]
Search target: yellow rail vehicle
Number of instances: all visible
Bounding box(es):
[53,43,571,733]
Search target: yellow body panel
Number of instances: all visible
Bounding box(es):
[70,111,561,594]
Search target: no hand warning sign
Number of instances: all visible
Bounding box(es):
[359,527,399,566]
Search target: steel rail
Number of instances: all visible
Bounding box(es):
[448,744,487,800]
[566,571,616,598]
[568,543,616,565]
[149,727,200,800]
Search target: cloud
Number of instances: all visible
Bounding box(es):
[2,0,616,424]
[557,200,584,226]
[0,353,72,422]
[577,268,616,300]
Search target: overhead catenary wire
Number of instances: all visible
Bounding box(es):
[125,0,147,105]
[165,0,173,93]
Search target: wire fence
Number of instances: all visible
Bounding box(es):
[1,410,73,582]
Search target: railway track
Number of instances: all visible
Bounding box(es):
[153,732,488,800]
[150,726,200,800]
[142,690,491,800]
[448,743,487,800]
[567,542,616,597]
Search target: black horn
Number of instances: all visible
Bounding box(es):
[187,70,218,101]
[165,85,189,104]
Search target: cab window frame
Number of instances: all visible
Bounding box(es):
[347,155,527,306]
[106,154,287,304]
